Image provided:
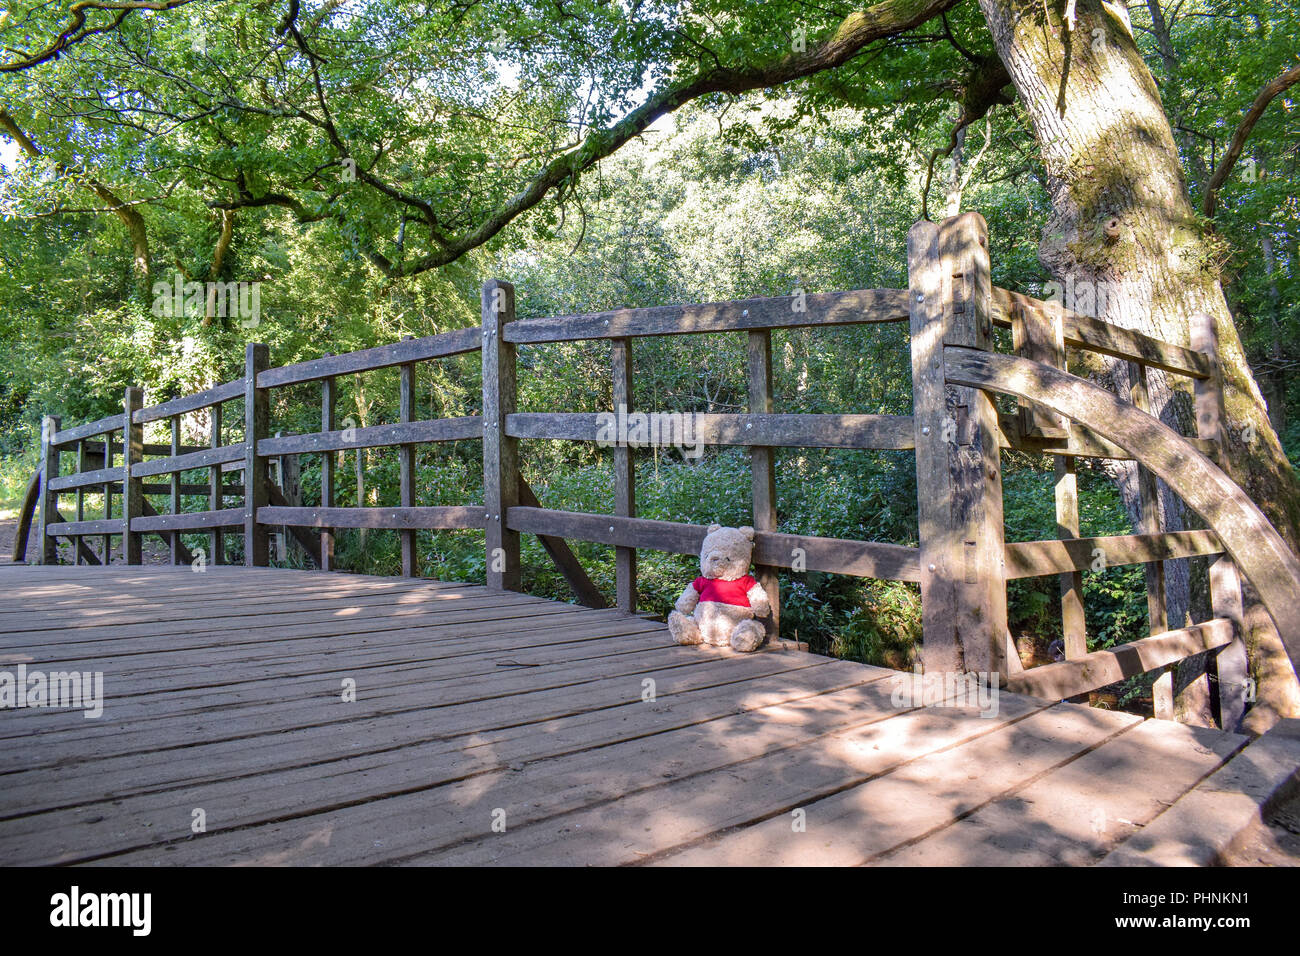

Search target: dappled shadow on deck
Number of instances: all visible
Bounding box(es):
[0,565,1251,866]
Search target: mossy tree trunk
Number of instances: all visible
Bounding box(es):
[977,0,1300,727]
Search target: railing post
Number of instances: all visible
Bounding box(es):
[482,279,520,591]
[399,337,418,577]
[209,398,224,564]
[320,360,335,572]
[38,415,60,565]
[747,329,780,644]
[1129,361,1179,719]
[122,387,143,565]
[170,413,183,564]
[1192,311,1250,731]
[1011,298,1086,660]
[612,337,636,612]
[101,431,113,563]
[908,212,1009,675]
[244,343,270,567]
[74,439,86,565]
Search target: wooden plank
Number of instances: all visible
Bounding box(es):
[0,642,828,798]
[406,678,1016,866]
[122,388,143,565]
[944,345,1300,682]
[881,717,1244,865]
[650,702,1138,866]
[50,412,122,446]
[257,417,481,456]
[1004,529,1222,578]
[256,327,481,389]
[991,287,1211,379]
[256,505,485,530]
[482,279,520,591]
[748,329,780,644]
[244,343,270,566]
[132,379,243,424]
[4,666,890,864]
[50,510,102,565]
[503,289,910,344]
[131,509,245,532]
[506,507,921,581]
[612,337,636,613]
[47,466,126,492]
[400,340,417,577]
[1007,618,1235,699]
[132,443,245,478]
[517,478,607,609]
[18,656,856,862]
[506,411,914,450]
[38,416,59,564]
[47,518,128,536]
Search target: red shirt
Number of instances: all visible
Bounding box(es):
[692,575,757,608]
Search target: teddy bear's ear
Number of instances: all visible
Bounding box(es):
[739,526,755,540]
[706,523,722,534]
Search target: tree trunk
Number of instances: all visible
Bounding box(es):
[976,0,1300,726]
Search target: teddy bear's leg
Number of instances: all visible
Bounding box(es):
[729,619,766,653]
[668,610,703,645]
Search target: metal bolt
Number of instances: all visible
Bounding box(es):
[928,563,936,572]
[608,525,615,533]
[921,426,930,435]
[742,309,749,317]
[916,293,924,303]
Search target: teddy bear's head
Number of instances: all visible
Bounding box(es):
[697,524,756,581]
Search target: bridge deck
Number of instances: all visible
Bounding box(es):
[0,565,1253,866]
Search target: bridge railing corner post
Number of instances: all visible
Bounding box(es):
[38,414,60,565]
[482,279,521,591]
[909,212,1009,677]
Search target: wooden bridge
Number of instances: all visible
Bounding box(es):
[5,212,1300,865]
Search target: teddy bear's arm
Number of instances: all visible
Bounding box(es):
[746,582,771,617]
[675,582,700,615]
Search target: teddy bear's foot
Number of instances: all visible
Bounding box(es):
[730,620,766,653]
[668,611,703,645]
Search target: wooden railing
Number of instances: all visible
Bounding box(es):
[26,211,1300,735]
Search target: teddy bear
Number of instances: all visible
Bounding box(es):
[668,524,771,652]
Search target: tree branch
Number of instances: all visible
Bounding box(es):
[0,0,198,73]
[1202,61,1300,219]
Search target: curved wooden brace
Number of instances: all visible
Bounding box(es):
[11,466,41,563]
[944,346,1300,680]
